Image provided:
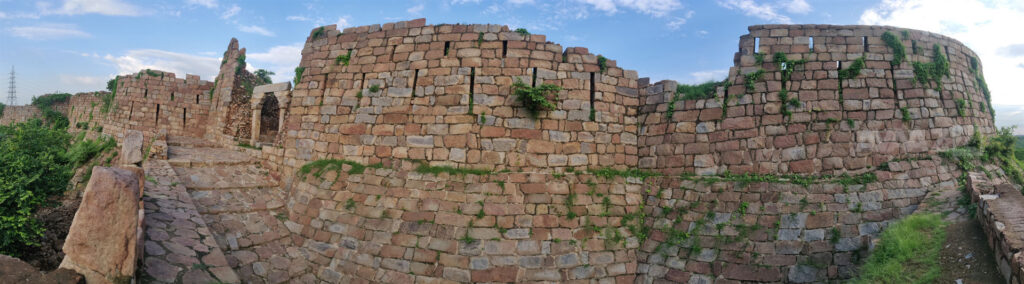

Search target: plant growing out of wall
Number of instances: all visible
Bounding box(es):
[293,67,305,87]
[477,32,484,47]
[597,55,608,73]
[511,78,561,118]
[774,53,807,120]
[311,26,326,39]
[514,28,529,36]
[753,52,766,65]
[235,54,246,75]
[145,69,161,77]
[901,107,911,121]
[955,99,966,116]
[369,84,380,93]
[335,50,353,66]
[881,32,906,67]
[911,44,950,91]
[742,69,765,93]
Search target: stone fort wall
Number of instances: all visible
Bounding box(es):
[253,20,997,283]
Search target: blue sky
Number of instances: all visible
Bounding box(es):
[2,0,1024,129]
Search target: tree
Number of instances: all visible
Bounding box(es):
[255,69,275,85]
[106,78,117,93]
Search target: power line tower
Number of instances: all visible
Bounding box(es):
[7,66,15,105]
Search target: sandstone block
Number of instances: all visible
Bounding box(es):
[60,167,142,284]
[121,130,144,165]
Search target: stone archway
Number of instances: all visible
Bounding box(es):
[258,95,279,143]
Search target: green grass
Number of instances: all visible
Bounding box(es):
[299,159,384,177]
[853,213,946,284]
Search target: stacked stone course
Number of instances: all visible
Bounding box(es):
[101,70,214,144]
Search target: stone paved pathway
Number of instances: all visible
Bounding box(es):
[138,160,240,283]
[154,139,317,283]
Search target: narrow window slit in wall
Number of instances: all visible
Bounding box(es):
[361,73,367,90]
[195,95,199,104]
[129,102,134,119]
[912,40,918,54]
[469,68,476,95]
[944,46,950,60]
[531,68,538,87]
[411,69,419,96]
[589,72,596,117]
[809,37,814,52]
[754,37,760,53]
[390,46,397,61]
[862,36,868,52]
[156,104,161,126]
[144,89,148,98]
[183,108,187,127]
[502,40,508,58]
[837,61,842,70]
[444,41,450,56]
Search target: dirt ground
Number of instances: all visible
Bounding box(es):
[936,217,1003,283]
[20,193,82,271]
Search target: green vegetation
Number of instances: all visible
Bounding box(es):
[299,159,385,177]
[587,167,660,179]
[32,93,71,128]
[311,26,326,39]
[955,99,966,116]
[236,142,258,150]
[477,32,484,47]
[773,53,806,120]
[293,67,305,87]
[677,79,727,101]
[0,102,5,117]
[514,28,529,36]
[911,44,950,91]
[753,52,766,65]
[680,171,877,188]
[0,119,74,256]
[414,162,492,176]
[900,107,911,121]
[66,136,116,167]
[852,214,946,284]
[254,69,274,84]
[881,31,906,67]
[369,84,380,93]
[597,55,608,73]
[335,50,353,66]
[743,69,765,93]
[145,69,161,77]
[838,57,866,81]
[511,78,561,119]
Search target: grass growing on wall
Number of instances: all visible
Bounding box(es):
[511,78,561,119]
[414,162,492,176]
[293,67,305,87]
[852,213,946,284]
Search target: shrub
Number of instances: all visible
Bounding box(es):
[66,136,116,167]
[335,50,353,66]
[32,93,71,129]
[0,119,73,257]
[514,28,529,36]
[254,69,274,84]
[511,79,561,118]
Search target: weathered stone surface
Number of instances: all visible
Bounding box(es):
[121,130,144,165]
[60,167,141,284]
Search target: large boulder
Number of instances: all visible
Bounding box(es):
[59,167,142,284]
[0,254,84,284]
[121,130,144,165]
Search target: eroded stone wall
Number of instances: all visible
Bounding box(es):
[103,70,214,143]
[638,25,994,177]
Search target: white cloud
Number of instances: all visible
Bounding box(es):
[221,4,239,19]
[686,69,729,84]
[508,0,535,4]
[39,0,142,16]
[667,10,694,29]
[450,0,481,4]
[336,16,351,29]
[717,0,792,24]
[239,25,275,36]
[104,49,220,80]
[8,23,91,40]
[784,0,811,14]
[246,43,304,84]
[58,74,105,86]
[407,4,424,15]
[574,0,682,17]
[859,0,1024,105]
[186,0,217,8]
[286,15,310,21]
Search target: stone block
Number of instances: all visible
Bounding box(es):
[60,167,142,284]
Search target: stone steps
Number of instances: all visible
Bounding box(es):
[201,210,293,252]
[173,165,278,190]
[190,187,287,214]
[168,146,252,167]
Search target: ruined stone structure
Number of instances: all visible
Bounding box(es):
[4,19,1012,283]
